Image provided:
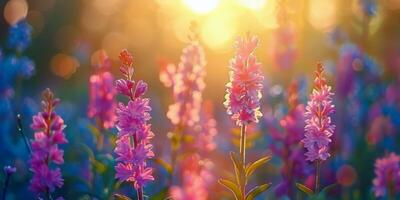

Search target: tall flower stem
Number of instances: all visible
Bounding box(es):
[240,125,246,200]
[315,160,320,194]
[240,125,246,164]
[17,114,32,155]
[137,186,143,200]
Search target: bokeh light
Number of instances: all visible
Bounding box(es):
[3,0,28,25]
[51,53,80,79]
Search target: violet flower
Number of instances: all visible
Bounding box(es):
[373,153,400,198]
[114,49,154,200]
[29,89,67,199]
[88,50,116,129]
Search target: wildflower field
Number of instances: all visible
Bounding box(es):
[1,0,400,199]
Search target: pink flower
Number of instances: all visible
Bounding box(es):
[160,40,206,127]
[302,63,335,162]
[114,50,155,190]
[224,34,264,126]
[193,101,217,153]
[170,154,213,200]
[29,89,67,196]
[373,153,400,197]
[88,50,117,129]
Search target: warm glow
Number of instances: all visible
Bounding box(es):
[183,0,220,14]
[308,0,337,32]
[237,0,267,10]
[201,13,237,50]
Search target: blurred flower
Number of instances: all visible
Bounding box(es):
[160,39,206,127]
[302,63,335,162]
[7,19,32,52]
[114,50,155,191]
[3,165,16,175]
[170,154,213,200]
[192,101,217,153]
[88,50,116,129]
[29,89,67,196]
[270,26,297,70]
[373,153,400,197]
[224,34,264,126]
[268,81,310,197]
[359,0,377,17]
[336,164,357,186]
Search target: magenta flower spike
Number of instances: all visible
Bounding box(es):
[299,63,335,194]
[220,34,271,200]
[114,49,155,200]
[88,50,117,130]
[29,89,67,199]
[373,153,400,198]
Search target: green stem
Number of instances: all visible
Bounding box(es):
[315,160,320,194]
[240,125,246,200]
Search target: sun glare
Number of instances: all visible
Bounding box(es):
[237,0,267,10]
[182,0,220,14]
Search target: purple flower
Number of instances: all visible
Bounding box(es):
[29,89,67,196]
[7,19,32,52]
[373,153,400,197]
[88,50,117,129]
[269,81,310,197]
[160,40,206,127]
[3,166,16,175]
[302,63,335,162]
[114,50,155,190]
[224,34,264,126]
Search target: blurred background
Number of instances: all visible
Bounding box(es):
[0,0,399,199]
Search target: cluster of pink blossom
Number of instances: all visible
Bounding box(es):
[170,154,214,200]
[160,39,206,127]
[29,89,67,197]
[373,153,400,197]
[302,63,335,162]
[88,50,116,129]
[224,34,264,126]
[114,50,155,196]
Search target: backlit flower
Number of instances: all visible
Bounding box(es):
[302,63,335,162]
[224,34,264,126]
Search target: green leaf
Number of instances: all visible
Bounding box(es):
[245,183,271,200]
[245,156,271,177]
[218,179,241,200]
[296,183,314,195]
[114,193,132,200]
[230,152,246,187]
[149,188,169,200]
[321,183,338,193]
[153,158,173,174]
